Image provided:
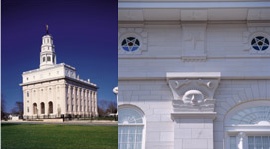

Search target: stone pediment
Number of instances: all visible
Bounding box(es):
[166,72,220,112]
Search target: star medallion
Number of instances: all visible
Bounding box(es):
[251,36,269,51]
[121,37,140,52]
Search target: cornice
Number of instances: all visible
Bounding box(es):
[119,2,270,9]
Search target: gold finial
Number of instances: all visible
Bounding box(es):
[46,25,49,34]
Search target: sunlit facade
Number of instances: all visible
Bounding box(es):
[20,27,98,119]
[118,1,270,149]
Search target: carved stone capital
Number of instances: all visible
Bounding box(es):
[166,72,220,112]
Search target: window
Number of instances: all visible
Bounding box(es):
[33,103,37,114]
[230,136,237,149]
[121,37,140,52]
[27,92,29,97]
[248,136,270,149]
[43,57,45,62]
[251,36,269,51]
[40,102,45,114]
[48,101,53,114]
[47,56,51,61]
[118,105,145,149]
[226,101,270,149]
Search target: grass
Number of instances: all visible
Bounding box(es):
[1,123,118,149]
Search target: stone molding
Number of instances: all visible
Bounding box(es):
[167,72,220,112]
[171,112,216,120]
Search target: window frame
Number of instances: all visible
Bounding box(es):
[225,101,270,149]
[118,105,146,149]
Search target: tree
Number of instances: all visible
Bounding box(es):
[1,94,6,120]
[11,101,23,117]
[98,99,117,117]
[106,101,117,114]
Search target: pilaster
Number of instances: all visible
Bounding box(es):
[167,72,220,149]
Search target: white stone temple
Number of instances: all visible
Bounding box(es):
[118,1,270,149]
[20,26,98,119]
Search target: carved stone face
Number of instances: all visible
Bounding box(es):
[182,90,204,105]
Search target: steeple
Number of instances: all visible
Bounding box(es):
[39,25,56,69]
[46,24,49,35]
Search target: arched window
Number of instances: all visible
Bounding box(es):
[40,102,45,114]
[48,101,53,114]
[47,56,51,62]
[118,105,145,149]
[225,101,270,149]
[33,103,37,114]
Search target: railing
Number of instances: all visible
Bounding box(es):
[23,114,97,121]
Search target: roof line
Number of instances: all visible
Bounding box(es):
[119,2,270,9]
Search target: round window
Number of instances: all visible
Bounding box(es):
[121,37,140,52]
[251,36,269,51]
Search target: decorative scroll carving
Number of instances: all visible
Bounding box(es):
[167,72,220,112]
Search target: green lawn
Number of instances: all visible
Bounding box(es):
[1,123,118,149]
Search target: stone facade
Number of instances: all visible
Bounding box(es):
[20,28,98,119]
[118,1,270,149]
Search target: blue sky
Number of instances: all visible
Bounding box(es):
[1,0,117,112]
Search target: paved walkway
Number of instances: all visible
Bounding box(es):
[1,120,118,126]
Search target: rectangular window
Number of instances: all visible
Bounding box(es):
[118,126,143,149]
[248,136,270,149]
[230,136,237,149]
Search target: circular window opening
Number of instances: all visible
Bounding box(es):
[251,36,269,51]
[121,37,140,52]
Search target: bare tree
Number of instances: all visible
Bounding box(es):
[1,94,6,119]
[11,101,23,117]
[98,100,117,117]
[106,101,117,114]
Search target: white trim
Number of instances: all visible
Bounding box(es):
[166,72,221,79]
[171,112,217,120]
[119,2,270,9]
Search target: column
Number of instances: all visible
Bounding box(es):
[89,91,93,116]
[73,87,77,115]
[91,91,95,116]
[23,90,28,117]
[77,88,81,115]
[82,89,85,116]
[87,90,91,116]
[94,91,98,116]
[68,86,71,114]
[172,113,216,149]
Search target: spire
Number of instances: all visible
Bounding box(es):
[46,24,49,35]
[40,25,56,69]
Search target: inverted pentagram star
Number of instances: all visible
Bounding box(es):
[121,37,140,52]
[251,36,269,51]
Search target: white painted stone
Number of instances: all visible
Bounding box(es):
[118,1,270,149]
[21,29,98,118]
